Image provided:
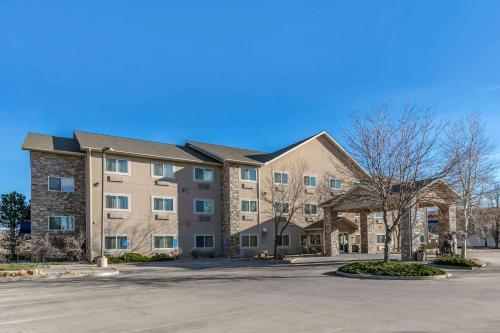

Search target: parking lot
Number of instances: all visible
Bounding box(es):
[1,250,500,333]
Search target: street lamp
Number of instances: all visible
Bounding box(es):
[96,147,113,268]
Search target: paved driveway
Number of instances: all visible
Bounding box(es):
[1,250,500,333]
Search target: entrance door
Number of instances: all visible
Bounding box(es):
[339,233,349,252]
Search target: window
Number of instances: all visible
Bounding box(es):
[48,176,74,192]
[152,197,174,212]
[273,171,289,185]
[376,234,386,244]
[329,178,342,190]
[241,234,258,248]
[195,235,214,248]
[194,199,214,214]
[240,168,257,182]
[373,211,383,219]
[354,212,360,221]
[105,236,128,250]
[152,163,174,178]
[304,203,318,215]
[418,210,426,222]
[241,199,258,213]
[48,216,75,231]
[274,202,289,214]
[106,158,129,174]
[303,175,317,188]
[277,234,290,247]
[105,194,129,211]
[153,235,175,249]
[355,234,361,245]
[193,167,213,182]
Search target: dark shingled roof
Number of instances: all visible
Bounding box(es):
[22,133,82,154]
[74,131,220,164]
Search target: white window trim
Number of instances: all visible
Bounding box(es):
[277,233,291,247]
[240,233,259,248]
[193,166,214,183]
[328,177,342,190]
[376,234,386,244]
[273,170,289,185]
[240,198,258,214]
[104,235,129,251]
[152,234,176,250]
[193,198,215,214]
[151,162,175,179]
[303,175,318,188]
[151,196,176,213]
[194,234,215,249]
[304,203,318,216]
[47,176,75,192]
[105,193,131,212]
[239,167,258,183]
[47,216,75,231]
[105,157,131,175]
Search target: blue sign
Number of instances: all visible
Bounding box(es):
[121,239,128,248]
[173,239,178,248]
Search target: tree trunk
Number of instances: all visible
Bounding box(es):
[496,220,500,249]
[274,222,279,260]
[384,230,391,262]
[484,237,488,248]
[9,225,16,260]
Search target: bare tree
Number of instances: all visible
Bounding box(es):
[0,192,30,259]
[262,161,307,259]
[346,103,446,262]
[444,113,495,257]
[489,182,500,248]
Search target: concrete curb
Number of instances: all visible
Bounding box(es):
[333,270,451,280]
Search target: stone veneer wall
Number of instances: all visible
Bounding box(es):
[360,211,376,253]
[438,204,457,248]
[323,207,339,256]
[221,162,240,256]
[30,151,86,241]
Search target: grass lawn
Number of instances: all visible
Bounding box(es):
[432,256,481,268]
[0,263,39,271]
[338,261,445,276]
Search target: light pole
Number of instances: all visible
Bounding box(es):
[97,147,113,267]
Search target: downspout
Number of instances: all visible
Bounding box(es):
[85,148,93,261]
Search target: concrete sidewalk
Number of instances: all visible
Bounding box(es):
[41,264,119,278]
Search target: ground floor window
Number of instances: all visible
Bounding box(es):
[48,216,75,231]
[376,234,386,244]
[355,234,361,245]
[241,234,258,248]
[277,234,290,247]
[105,236,128,250]
[195,235,214,248]
[153,235,174,249]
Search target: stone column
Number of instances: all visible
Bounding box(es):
[400,206,428,261]
[438,203,457,248]
[360,210,375,253]
[221,162,240,257]
[323,207,339,256]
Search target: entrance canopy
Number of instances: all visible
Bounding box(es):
[304,217,359,233]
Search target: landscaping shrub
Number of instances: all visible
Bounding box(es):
[95,252,175,264]
[338,261,445,276]
[433,256,481,268]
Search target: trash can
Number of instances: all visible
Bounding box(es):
[416,250,426,262]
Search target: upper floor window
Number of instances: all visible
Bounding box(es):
[303,175,317,188]
[329,178,342,190]
[274,202,290,214]
[48,176,74,192]
[48,216,75,231]
[273,171,289,185]
[152,163,174,178]
[241,199,258,213]
[304,203,318,215]
[240,167,257,182]
[193,167,213,182]
[354,212,360,221]
[105,194,129,211]
[194,199,214,214]
[106,158,129,174]
[373,211,383,219]
[105,235,128,250]
[152,196,175,212]
[376,234,386,244]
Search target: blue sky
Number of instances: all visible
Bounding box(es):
[1,1,500,197]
